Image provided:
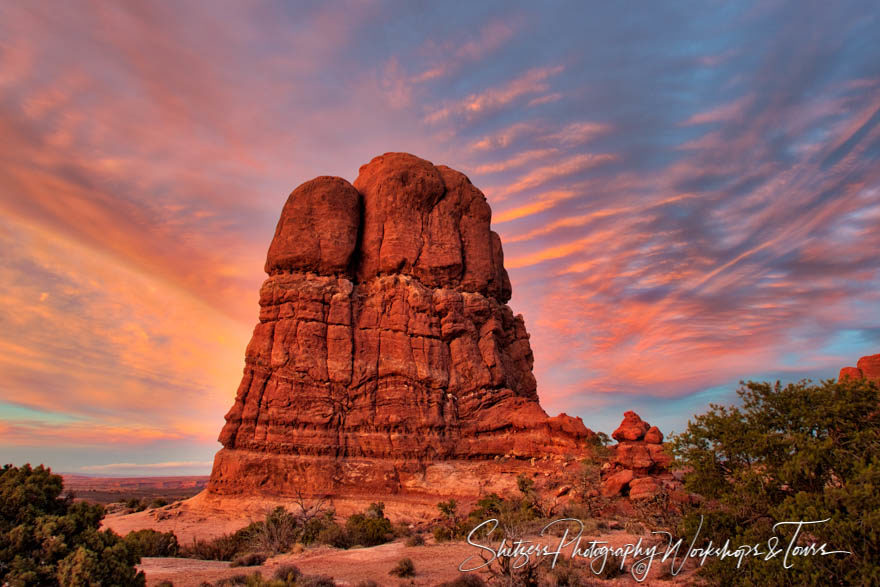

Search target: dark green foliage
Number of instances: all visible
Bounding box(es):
[125,497,148,512]
[588,431,611,447]
[344,502,393,547]
[0,463,145,586]
[150,498,170,508]
[388,557,415,578]
[404,533,425,547]
[123,528,180,557]
[672,378,880,585]
[315,521,350,548]
[230,552,267,567]
[433,489,543,543]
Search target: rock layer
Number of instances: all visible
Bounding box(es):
[209,153,592,498]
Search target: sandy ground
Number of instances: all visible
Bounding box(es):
[105,491,457,544]
[111,491,702,585]
[136,533,701,586]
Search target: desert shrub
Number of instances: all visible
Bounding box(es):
[354,581,379,587]
[0,463,145,586]
[404,533,425,547]
[272,563,301,582]
[241,499,339,555]
[436,575,486,587]
[549,558,582,586]
[215,574,249,586]
[433,499,464,542]
[588,431,611,448]
[315,521,350,548]
[388,557,415,578]
[123,528,180,557]
[125,497,148,512]
[672,378,880,585]
[150,498,170,508]
[156,582,174,587]
[181,530,249,561]
[592,553,625,579]
[230,552,267,567]
[344,502,393,547]
[248,507,300,554]
[432,524,455,542]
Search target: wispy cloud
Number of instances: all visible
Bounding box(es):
[1,0,878,465]
[80,461,214,472]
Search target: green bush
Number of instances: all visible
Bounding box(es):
[125,497,147,512]
[388,557,415,578]
[404,533,425,547]
[344,503,393,547]
[124,528,180,557]
[672,378,880,585]
[315,521,350,548]
[0,463,145,586]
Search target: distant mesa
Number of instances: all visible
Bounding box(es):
[838,353,880,382]
[207,153,593,499]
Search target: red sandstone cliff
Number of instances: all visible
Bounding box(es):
[208,153,593,498]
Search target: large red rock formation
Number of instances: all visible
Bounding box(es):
[208,153,592,498]
[839,353,880,382]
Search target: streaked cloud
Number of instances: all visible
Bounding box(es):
[80,461,214,472]
[1,0,878,471]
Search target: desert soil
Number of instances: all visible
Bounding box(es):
[138,533,697,586]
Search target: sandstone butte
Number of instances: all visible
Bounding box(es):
[206,153,595,500]
[838,353,880,383]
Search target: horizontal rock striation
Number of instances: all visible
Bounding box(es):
[209,153,592,497]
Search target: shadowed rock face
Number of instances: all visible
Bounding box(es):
[209,153,591,498]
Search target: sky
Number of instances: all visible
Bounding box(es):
[1,1,879,476]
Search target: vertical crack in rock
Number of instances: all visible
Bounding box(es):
[209,153,593,497]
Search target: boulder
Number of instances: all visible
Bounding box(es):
[601,469,634,497]
[612,411,650,442]
[644,425,663,444]
[628,477,661,501]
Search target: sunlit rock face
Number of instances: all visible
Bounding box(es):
[208,153,592,498]
[839,353,880,383]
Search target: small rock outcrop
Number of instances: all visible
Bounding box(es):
[602,411,677,501]
[839,353,880,382]
[208,153,593,499]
